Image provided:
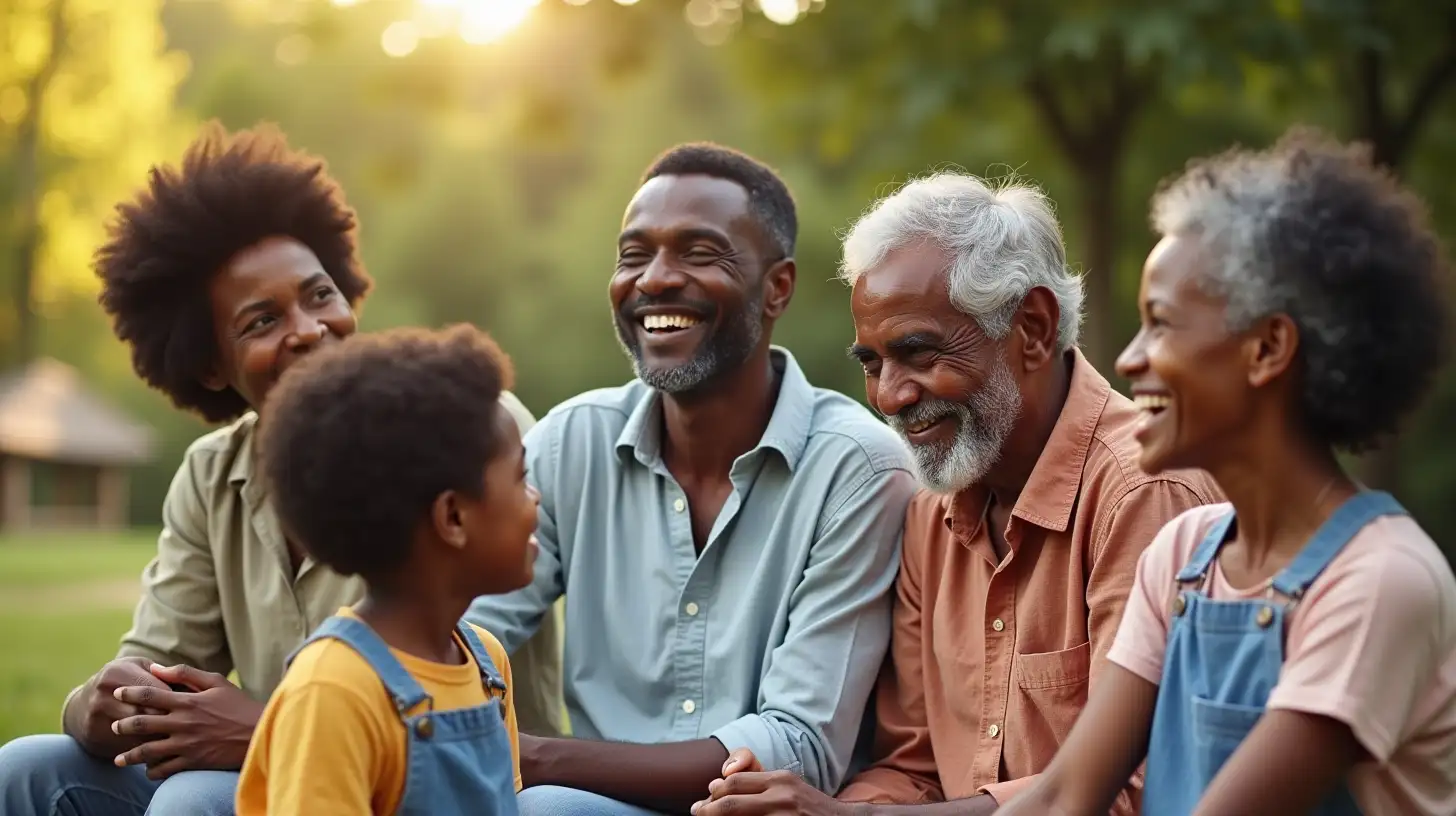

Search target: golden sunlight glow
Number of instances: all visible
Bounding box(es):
[758,0,802,25]
[392,0,541,49]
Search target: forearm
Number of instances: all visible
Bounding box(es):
[524,735,729,813]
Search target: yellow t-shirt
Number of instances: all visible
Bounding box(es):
[235,608,522,815]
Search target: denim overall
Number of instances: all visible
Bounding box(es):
[1143,490,1406,815]
[288,616,521,816]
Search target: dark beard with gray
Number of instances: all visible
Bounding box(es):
[613,288,764,394]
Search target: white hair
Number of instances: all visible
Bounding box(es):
[840,172,1084,351]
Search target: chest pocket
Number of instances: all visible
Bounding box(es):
[1012,641,1091,748]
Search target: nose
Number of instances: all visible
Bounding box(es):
[870,362,921,419]
[1115,328,1148,381]
[284,312,329,351]
[526,483,541,505]
[635,252,688,298]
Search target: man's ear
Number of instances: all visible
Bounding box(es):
[1013,285,1061,372]
[762,258,797,322]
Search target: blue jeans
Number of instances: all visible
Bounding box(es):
[518,786,669,816]
[0,733,237,816]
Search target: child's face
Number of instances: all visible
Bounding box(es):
[461,407,541,594]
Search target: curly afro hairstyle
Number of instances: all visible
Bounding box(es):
[1151,126,1451,453]
[259,324,515,581]
[642,142,798,260]
[94,120,373,423]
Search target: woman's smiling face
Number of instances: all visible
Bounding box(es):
[1115,234,1262,474]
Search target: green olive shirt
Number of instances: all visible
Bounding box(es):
[68,392,565,736]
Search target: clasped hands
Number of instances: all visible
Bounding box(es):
[691,748,851,816]
[79,657,263,780]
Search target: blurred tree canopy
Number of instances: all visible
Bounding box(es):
[2,0,1453,550]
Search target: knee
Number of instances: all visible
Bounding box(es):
[146,771,238,816]
[0,733,95,794]
[517,786,659,816]
[518,785,591,816]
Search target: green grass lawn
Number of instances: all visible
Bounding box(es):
[0,529,157,744]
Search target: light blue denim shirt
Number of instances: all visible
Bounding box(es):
[466,347,915,793]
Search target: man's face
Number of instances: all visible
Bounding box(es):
[610,174,771,394]
[849,243,1022,493]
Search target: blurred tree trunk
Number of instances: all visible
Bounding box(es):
[1348,13,1456,492]
[1027,53,1150,373]
[6,0,68,367]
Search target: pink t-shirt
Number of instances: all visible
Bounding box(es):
[1107,502,1456,816]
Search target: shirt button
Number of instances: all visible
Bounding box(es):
[682,699,696,714]
[991,618,1005,632]
[684,602,700,616]
[673,498,686,513]
[988,724,1000,738]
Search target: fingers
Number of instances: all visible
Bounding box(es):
[708,772,774,800]
[111,713,168,738]
[143,755,191,782]
[113,684,187,711]
[691,794,772,816]
[722,747,763,776]
[148,663,228,691]
[114,737,182,769]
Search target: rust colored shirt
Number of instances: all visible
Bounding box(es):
[837,350,1223,811]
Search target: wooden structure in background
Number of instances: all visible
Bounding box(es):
[0,359,155,531]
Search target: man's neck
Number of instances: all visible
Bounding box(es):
[980,352,1073,509]
[659,350,780,484]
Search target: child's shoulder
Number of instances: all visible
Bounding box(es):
[279,632,385,697]
[463,623,512,675]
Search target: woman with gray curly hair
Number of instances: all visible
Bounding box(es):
[999,127,1455,816]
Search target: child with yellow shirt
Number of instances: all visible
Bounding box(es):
[235,325,540,815]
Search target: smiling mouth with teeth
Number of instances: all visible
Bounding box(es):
[641,314,703,334]
[1134,394,1171,413]
[904,415,949,434]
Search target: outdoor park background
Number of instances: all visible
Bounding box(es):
[1,0,1453,744]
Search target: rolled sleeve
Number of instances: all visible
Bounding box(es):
[711,465,915,793]
[116,451,230,676]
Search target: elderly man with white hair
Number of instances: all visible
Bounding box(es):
[692,173,1222,816]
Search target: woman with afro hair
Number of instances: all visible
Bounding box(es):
[0,121,564,816]
[1000,128,1455,816]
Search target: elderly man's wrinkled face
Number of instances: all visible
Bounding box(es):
[849,243,1022,493]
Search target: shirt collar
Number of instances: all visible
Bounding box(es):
[615,346,815,472]
[943,348,1111,536]
[227,412,260,489]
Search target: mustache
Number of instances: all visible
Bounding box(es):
[884,398,969,432]
[617,294,717,322]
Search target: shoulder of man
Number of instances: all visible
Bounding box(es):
[800,386,914,477]
[1085,389,1224,508]
[526,380,645,449]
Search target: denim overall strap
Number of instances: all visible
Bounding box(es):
[455,622,508,696]
[1141,496,1394,816]
[1270,491,1407,599]
[287,616,433,715]
[1175,510,1236,583]
[394,624,520,816]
